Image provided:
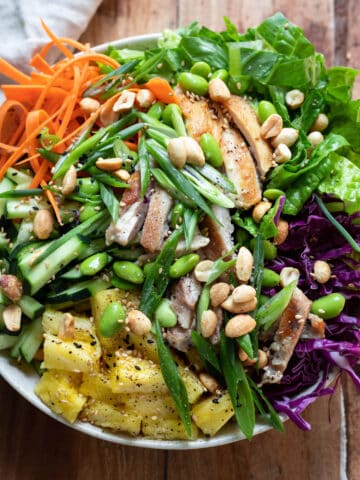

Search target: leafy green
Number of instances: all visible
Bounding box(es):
[318,154,360,214]
[326,66,359,104]
[154,320,192,436]
[220,333,255,439]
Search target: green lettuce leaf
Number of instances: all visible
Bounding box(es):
[318,154,360,214]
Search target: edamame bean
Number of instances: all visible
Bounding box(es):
[155,298,177,327]
[259,294,270,308]
[111,276,139,291]
[77,177,100,195]
[147,101,165,120]
[263,188,285,201]
[79,204,99,222]
[228,76,250,95]
[200,133,223,167]
[311,293,345,319]
[162,103,182,125]
[178,72,209,96]
[113,261,144,284]
[262,268,280,288]
[80,252,109,276]
[210,69,229,82]
[190,61,211,79]
[169,253,200,278]
[258,100,277,123]
[99,301,126,337]
[143,261,155,277]
[170,203,185,228]
[250,238,277,260]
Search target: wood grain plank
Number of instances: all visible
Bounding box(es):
[167,387,342,480]
[81,0,178,45]
[178,0,335,64]
[0,378,165,480]
[342,374,360,480]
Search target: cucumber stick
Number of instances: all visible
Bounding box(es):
[19,235,88,294]
[0,334,18,351]
[20,317,43,363]
[18,296,44,320]
[0,177,14,218]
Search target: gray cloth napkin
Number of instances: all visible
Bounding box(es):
[0,0,103,75]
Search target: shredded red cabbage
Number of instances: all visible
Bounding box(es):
[264,195,360,429]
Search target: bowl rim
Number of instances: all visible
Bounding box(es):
[0,32,335,450]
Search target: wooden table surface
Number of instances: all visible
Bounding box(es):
[1,1,359,479]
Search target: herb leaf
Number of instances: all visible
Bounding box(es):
[154,319,192,436]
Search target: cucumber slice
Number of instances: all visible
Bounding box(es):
[0,177,14,218]
[20,317,43,363]
[18,296,44,320]
[0,334,18,350]
[45,278,110,304]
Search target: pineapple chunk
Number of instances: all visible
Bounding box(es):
[35,370,86,423]
[80,372,120,403]
[43,332,101,373]
[42,309,93,335]
[192,392,234,436]
[82,399,142,435]
[90,288,140,351]
[178,365,205,404]
[119,331,158,363]
[142,417,198,440]
[109,352,168,394]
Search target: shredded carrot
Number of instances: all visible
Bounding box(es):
[144,77,179,105]
[0,59,32,85]
[125,141,138,152]
[0,20,123,223]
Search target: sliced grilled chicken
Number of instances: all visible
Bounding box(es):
[176,233,210,256]
[301,313,326,340]
[121,171,141,207]
[202,205,234,260]
[105,199,148,246]
[140,187,173,252]
[170,274,201,329]
[220,127,262,209]
[165,326,193,353]
[175,86,222,142]
[221,95,273,178]
[262,288,312,384]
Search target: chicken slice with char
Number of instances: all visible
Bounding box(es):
[140,186,173,253]
[166,275,201,352]
[220,127,262,209]
[175,86,222,142]
[262,288,312,384]
[202,205,234,261]
[221,95,273,178]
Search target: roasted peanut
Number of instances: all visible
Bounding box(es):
[260,113,283,139]
[3,304,22,332]
[225,314,256,338]
[232,284,256,304]
[310,113,329,132]
[285,89,305,109]
[312,260,331,284]
[273,143,292,164]
[280,267,300,287]
[127,309,152,336]
[208,78,231,102]
[235,246,253,283]
[221,295,257,314]
[307,131,324,147]
[58,312,75,341]
[80,97,100,115]
[274,219,289,245]
[167,137,187,169]
[257,349,268,369]
[136,89,155,109]
[272,128,299,148]
[183,136,205,166]
[95,157,123,171]
[194,260,214,283]
[0,275,22,302]
[61,165,77,195]
[199,372,219,393]
[200,310,218,338]
[210,282,231,307]
[113,169,131,181]
[238,348,248,362]
[100,102,120,126]
[33,209,54,240]
[252,200,272,223]
[113,91,136,113]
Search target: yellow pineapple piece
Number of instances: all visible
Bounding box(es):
[42,331,101,373]
[35,370,86,423]
[82,399,142,435]
[191,392,234,436]
[142,417,198,440]
[42,309,93,335]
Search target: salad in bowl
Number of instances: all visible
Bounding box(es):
[0,13,359,444]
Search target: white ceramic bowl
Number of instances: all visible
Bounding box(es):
[0,33,335,449]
